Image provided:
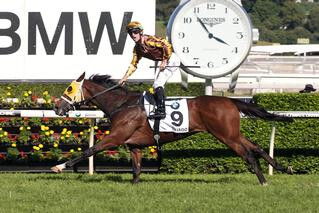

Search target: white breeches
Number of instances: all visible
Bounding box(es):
[153,53,180,89]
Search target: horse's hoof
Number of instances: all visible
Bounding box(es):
[287,166,294,175]
[262,182,268,187]
[131,178,140,185]
[51,166,62,173]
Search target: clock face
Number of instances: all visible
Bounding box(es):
[168,0,252,78]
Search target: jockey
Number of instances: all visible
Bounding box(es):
[119,21,180,119]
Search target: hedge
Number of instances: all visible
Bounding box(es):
[161,92,319,174]
[0,82,318,174]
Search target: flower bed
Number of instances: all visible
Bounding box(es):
[0,87,158,171]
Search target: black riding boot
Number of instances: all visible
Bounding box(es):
[154,87,166,119]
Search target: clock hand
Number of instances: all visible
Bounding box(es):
[195,14,212,37]
[195,14,229,46]
[211,35,229,46]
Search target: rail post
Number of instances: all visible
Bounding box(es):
[88,119,95,175]
[268,124,276,176]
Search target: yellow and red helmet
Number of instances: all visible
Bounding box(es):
[126,21,143,34]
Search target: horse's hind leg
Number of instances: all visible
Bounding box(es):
[220,138,267,185]
[129,147,142,184]
[241,137,293,174]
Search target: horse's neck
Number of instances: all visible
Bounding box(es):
[89,85,139,116]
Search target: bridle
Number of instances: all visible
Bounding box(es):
[61,80,120,110]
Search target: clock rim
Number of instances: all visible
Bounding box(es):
[167,0,253,79]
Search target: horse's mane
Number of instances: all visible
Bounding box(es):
[88,74,118,88]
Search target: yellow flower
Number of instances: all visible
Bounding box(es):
[7,86,11,90]
[58,120,63,124]
[66,130,72,135]
[77,148,82,151]
[149,87,154,94]
[11,143,16,148]
[94,126,99,130]
[50,130,54,135]
[0,128,2,131]
[45,126,49,131]
[79,120,83,124]
[38,144,44,149]
[47,99,52,104]
[10,108,14,110]
[4,132,8,136]
[6,92,11,96]
[70,149,74,153]
[45,131,50,136]
[105,130,110,135]
[60,136,65,140]
[53,143,58,148]
[28,91,32,94]
[33,146,40,151]
[150,148,156,153]
[19,126,24,131]
[79,132,84,135]
[24,92,29,97]
[0,135,3,138]
[41,125,46,131]
[43,91,48,96]
[27,126,31,130]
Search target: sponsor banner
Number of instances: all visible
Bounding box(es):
[0,0,155,81]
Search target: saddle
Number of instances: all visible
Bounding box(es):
[140,91,189,133]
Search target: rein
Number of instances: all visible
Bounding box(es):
[73,84,121,108]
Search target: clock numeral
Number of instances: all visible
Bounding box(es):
[182,47,189,53]
[232,47,238,54]
[194,7,200,13]
[207,62,214,68]
[183,17,192,24]
[207,3,216,10]
[236,32,244,39]
[225,8,228,14]
[193,58,199,64]
[233,17,239,24]
[178,32,185,39]
[222,58,229,64]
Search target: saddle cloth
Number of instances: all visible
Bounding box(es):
[143,92,189,133]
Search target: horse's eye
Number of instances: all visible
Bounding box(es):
[67,86,73,93]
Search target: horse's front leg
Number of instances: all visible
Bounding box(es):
[51,136,118,173]
[129,147,142,184]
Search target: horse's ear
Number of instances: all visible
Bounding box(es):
[76,72,85,82]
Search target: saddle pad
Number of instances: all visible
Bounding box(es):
[144,95,189,133]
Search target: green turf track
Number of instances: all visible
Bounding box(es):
[0,173,318,213]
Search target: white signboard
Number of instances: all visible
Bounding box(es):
[0,0,155,81]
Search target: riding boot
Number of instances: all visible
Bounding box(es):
[154,87,166,119]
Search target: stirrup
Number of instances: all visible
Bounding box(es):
[148,110,166,119]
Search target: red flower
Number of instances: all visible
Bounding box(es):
[31,133,39,140]
[31,95,38,102]
[42,118,49,122]
[0,118,10,123]
[106,150,118,156]
[53,133,60,140]
[20,151,27,158]
[8,134,18,141]
[0,153,5,159]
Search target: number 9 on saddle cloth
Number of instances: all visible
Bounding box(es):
[142,91,189,133]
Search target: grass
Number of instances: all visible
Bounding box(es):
[0,173,318,213]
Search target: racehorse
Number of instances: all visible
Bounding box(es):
[52,72,293,185]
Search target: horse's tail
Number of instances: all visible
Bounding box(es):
[231,99,293,122]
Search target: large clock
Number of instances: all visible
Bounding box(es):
[167,0,252,79]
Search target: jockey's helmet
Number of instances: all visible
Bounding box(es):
[126,21,143,34]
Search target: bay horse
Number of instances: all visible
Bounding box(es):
[52,72,293,185]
